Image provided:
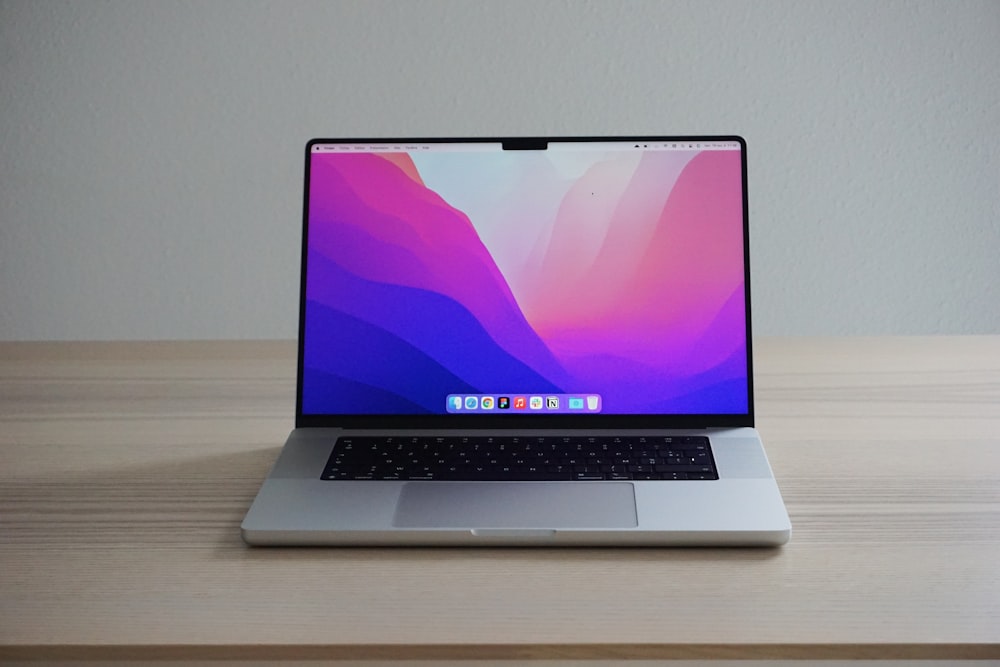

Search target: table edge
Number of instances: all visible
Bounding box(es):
[2,643,998,661]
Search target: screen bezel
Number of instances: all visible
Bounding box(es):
[295,136,754,429]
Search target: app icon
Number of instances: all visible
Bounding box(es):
[513,396,526,409]
[529,396,543,410]
[498,396,510,409]
[568,397,584,410]
[449,396,462,411]
[465,396,479,410]
[586,395,599,410]
[481,396,495,410]
[545,396,559,410]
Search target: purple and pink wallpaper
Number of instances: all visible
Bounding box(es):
[302,146,748,415]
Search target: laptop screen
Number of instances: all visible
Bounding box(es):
[299,137,752,426]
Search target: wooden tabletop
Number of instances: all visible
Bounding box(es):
[2,337,999,661]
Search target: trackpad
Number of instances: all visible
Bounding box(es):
[392,482,637,529]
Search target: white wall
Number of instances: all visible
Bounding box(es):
[2,0,998,340]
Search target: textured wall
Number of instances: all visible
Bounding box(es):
[1,0,998,340]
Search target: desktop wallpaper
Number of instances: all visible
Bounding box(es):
[302,144,748,415]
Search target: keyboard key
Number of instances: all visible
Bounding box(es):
[655,464,714,473]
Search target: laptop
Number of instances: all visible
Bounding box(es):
[241,136,791,546]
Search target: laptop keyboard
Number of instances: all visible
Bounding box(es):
[321,435,718,481]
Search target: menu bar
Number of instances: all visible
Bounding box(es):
[312,143,503,153]
[311,140,740,153]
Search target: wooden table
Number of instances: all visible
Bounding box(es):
[2,337,999,661]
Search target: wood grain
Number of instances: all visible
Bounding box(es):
[1,337,999,660]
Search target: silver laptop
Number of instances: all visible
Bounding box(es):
[241,136,791,546]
